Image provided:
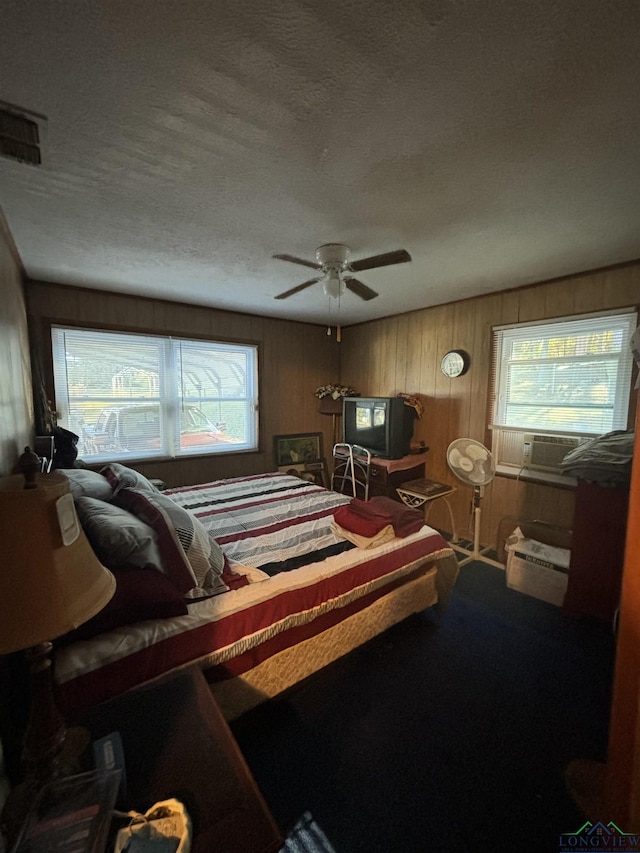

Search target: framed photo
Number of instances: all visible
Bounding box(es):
[278,459,328,488]
[273,432,323,467]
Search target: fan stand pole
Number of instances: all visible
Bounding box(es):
[453,490,504,569]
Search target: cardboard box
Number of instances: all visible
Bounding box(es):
[517,520,572,551]
[504,525,571,606]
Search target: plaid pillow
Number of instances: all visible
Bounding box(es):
[114,487,228,598]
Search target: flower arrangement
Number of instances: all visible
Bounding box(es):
[314,384,357,400]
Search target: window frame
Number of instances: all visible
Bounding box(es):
[51,324,260,464]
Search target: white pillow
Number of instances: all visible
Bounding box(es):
[100,463,159,496]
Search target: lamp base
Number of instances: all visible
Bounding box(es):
[1,725,89,844]
[0,643,90,846]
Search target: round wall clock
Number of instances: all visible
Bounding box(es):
[440,350,469,378]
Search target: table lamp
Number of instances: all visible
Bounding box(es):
[0,449,116,840]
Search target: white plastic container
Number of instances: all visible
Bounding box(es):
[505,526,571,606]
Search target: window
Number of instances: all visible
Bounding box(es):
[52,327,258,463]
[490,309,637,473]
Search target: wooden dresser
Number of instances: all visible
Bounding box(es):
[564,479,630,622]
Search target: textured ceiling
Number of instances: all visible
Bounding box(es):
[1,0,639,325]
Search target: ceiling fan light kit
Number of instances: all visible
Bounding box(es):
[322,268,345,300]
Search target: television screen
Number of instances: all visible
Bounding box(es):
[356,404,373,430]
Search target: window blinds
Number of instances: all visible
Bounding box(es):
[490,310,637,436]
[51,326,258,462]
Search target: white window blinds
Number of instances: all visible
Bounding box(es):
[51,327,258,462]
[490,310,637,436]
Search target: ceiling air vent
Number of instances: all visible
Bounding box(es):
[0,102,45,166]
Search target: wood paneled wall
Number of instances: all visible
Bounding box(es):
[340,263,639,550]
[0,216,32,477]
[25,281,340,487]
[24,263,639,548]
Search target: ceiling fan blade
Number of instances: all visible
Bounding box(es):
[274,278,322,300]
[272,253,321,271]
[344,277,378,301]
[350,248,411,272]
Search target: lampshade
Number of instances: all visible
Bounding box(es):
[0,472,116,654]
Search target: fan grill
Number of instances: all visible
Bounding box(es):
[447,438,495,486]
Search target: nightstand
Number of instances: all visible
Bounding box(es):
[75,668,283,853]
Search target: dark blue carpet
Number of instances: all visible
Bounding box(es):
[231,561,615,853]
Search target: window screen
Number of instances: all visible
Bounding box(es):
[51,327,258,462]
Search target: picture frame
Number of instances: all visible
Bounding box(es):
[273,432,324,468]
[278,459,328,489]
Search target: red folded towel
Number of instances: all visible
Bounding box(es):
[348,496,424,537]
[333,505,389,538]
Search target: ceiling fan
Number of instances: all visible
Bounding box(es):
[272,243,411,301]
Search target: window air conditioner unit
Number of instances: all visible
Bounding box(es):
[522,433,583,472]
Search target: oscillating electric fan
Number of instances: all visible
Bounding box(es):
[446,438,504,568]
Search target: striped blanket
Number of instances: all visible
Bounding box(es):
[166,472,355,575]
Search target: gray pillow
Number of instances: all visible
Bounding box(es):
[60,468,113,501]
[100,463,159,496]
[75,496,164,572]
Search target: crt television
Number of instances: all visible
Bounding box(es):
[342,396,414,459]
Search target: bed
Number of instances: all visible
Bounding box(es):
[53,466,459,720]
